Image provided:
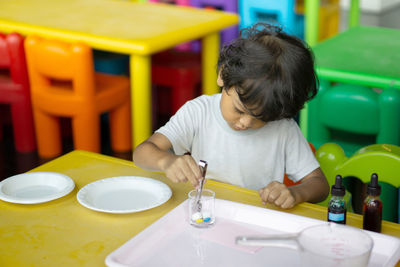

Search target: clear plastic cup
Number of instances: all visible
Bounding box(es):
[188,189,215,228]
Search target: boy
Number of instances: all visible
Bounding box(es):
[133,23,329,209]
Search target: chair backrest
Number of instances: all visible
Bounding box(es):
[239,0,298,35]
[24,35,96,98]
[0,33,29,87]
[316,142,400,222]
[308,81,400,156]
[318,84,379,134]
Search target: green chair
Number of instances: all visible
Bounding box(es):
[316,142,400,223]
[307,80,400,157]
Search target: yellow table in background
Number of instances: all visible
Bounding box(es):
[1,150,400,266]
[305,0,360,47]
[0,0,238,147]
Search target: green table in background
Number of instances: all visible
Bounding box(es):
[300,26,400,137]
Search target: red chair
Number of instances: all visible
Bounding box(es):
[0,33,36,152]
[152,50,202,116]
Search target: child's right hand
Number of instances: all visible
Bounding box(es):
[258,181,297,209]
[160,154,203,188]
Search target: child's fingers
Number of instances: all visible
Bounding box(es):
[272,187,296,209]
[167,155,197,186]
[265,182,283,202]
[260,182,294,208]
[259,182,277,203]
[280,197,295,209]
[172,169,188,183]
[183,156,203,187]
[273,193,286,207]
[259,188,270,204]
[179,163,198,187]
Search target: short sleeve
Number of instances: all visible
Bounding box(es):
[284,121,320,182]
[155,98,201,155]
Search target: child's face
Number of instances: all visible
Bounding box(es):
[218,75,266,131]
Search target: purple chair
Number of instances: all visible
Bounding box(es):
[190,0,238,49]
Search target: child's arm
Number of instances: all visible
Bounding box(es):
[133,133,203,187]
[258,168,329,209]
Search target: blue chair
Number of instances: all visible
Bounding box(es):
[238,0,304,39]
[93,50,129,76]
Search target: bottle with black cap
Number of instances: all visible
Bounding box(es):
[363,173,382,233]
[328,175,347,224]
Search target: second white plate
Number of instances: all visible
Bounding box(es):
[77,176,172,214]
[0,172,75,204]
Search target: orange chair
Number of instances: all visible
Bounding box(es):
[24,35,131,158]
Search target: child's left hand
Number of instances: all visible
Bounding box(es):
[258,181,296,209]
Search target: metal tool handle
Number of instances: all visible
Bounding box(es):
[236,233,299,250]
[193,160,207,212]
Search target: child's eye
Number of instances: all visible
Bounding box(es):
[234,107,244,114]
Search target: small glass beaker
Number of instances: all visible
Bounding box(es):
[188,189,215,228]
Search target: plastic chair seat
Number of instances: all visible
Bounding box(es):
[0,33,36,152]
[25,36,131,158]
[33,74,128,114]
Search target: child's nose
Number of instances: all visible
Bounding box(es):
[239,115,254,128]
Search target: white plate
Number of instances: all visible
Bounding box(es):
[0,172,75,204]
[77,176,172,214]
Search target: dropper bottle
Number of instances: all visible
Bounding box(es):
[328,175,347,224]
[363,173,382,233]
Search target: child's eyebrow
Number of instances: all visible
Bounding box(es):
[233,97,247,111]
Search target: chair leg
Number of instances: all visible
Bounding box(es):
[72,112,100,153]
[378,88,400,145]
[10,100,36,152]
[109,101,131,152]
[33,109,62,158]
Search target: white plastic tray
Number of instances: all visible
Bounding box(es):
[106,199,400,267]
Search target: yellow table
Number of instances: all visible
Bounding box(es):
[305,0,359,47]
[0,0,238,147]
[1,150,400,266]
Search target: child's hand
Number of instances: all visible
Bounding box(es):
[258,181,296,209]
[161,154,203,188]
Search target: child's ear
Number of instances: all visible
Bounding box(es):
[217,71,224,87]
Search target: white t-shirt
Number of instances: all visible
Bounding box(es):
[156,94,319,190]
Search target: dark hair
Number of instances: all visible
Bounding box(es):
[217,23,318,122]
